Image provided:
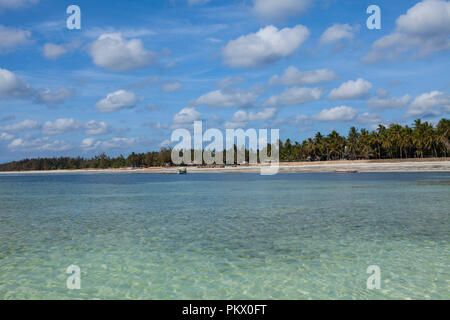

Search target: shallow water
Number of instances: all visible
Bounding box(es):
[0,172,449,299]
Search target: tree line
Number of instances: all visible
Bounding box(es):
[0,118,448,171]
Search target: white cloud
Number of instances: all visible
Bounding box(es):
[0,69,72,106]
[95,90,138,112]
[328,78,372,100]
[225,107,277,130]
[222,25,309,67]
[356,112,383,125]
[173,107,201,124]
[263,87,322,107]
[42,118,81,135]
[195,88,258,108]
[252,0,312,20]
[42,43,67,60]
[0,132,14,141]
[35,88,73,107]
[407,91,450,117]
[0,25,32,53]
[42,41,80,60]
[0,0,38,11]
[80,138,100,150]
[8,136,72,152]
[89,33,156,71]
[0,68,32,98]
[161,81,183,92]
[230,108,277,122]
[81,137,137,151]
[319,23,358,45]
[314,106,358,122]
[367,95,411,110]
[85,120,108,135]
[269,66,337,86]
[363,0,450,62]
[0,119,39,132]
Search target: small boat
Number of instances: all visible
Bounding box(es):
[177,168,187,174]
[334,170,358,174]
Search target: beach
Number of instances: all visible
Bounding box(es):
[0,159,449,174]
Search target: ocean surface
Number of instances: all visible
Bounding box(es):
[0,172,449,299]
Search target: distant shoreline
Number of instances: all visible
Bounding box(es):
[0,159,449,174]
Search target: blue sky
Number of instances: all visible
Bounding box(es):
[0,0,449,162]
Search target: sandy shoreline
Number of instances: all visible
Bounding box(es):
[0,159,449,174]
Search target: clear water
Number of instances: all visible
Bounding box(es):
[0,172,449,300]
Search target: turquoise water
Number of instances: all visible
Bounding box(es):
[0,172,449,300]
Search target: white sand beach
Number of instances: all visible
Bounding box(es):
[0,159,449,174]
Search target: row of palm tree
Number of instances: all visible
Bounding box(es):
[279,119,449,161]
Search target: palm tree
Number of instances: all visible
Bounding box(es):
[436,119,449,157]
[327,131,345,160]
[347,127,360,160]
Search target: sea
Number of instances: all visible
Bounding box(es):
[0,172,448,299]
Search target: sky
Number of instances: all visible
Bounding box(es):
[0,0,449,163]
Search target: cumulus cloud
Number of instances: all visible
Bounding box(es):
[84,120,108,135]
[222,25,309,67]
[161,81,183,92]
[42,118,81,135]
[269,66,337,86]
[407,91,450,117]
[314,106,358,122]
[0,25,32,53]
[263,87,322,107]
[42,43,67,60]
[81,137,137,151]
[225,107,277,129]
[319,23,358,45]
[0,68,32,98]
[231,108,277,122]
[35,88,73,107]
[8,136,72,152]
[42,41,80,60]
[0,119,39,132]
[0,68,73,106]
[195,88,258,108]
[41,119,109,135]
[367,95,411,110]
[252,0,312,20]
[0,0,38,11]
[363,0,450,62]
[328,78,372,100]
[0,132,14,141]
[356,112,383,125]
[173,107,202,124]
[95,90,138,112]
[89,33,156,71]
